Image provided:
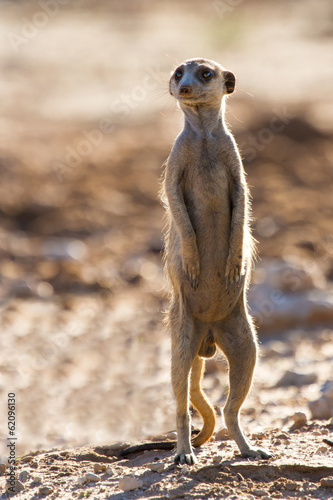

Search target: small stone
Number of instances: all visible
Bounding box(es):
[106,467,114,476]
[31,475,42,483]
[251,488,267,497]
[215,428,230,441]
[147,462,165,473]
[93,463,107,473]
[275,370,317,388]
[166,431,177,440]
[276,433,289,440]
[85,472,101,482]
[321,477,333,487]
[309,396,333,420]
[39,485,54,495]
[21,455,33,463]
[292,412,307,425]
[316,446,328,454]
[19,469,29,482]
[212,455,222,464]
[0,463,6,474]
[290,411,307,430]
[284,481,299,491]
[6,480,25,493]
[119,476,143,492]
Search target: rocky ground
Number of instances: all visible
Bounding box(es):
[2,414,333,499]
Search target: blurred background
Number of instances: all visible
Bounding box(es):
[0,0,333,458]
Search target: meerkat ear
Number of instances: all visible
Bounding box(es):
[223,71,236,94]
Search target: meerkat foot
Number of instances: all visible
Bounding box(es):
[241,448,273,460]
[174,451,197,465]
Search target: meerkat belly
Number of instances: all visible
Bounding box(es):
[184,168,236,321]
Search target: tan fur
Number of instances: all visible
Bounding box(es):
[161,58,271,465]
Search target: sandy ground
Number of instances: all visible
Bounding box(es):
[0,0,333,498]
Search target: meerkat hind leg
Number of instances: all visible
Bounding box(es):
[216,311,272,459]
[171,308,202,465]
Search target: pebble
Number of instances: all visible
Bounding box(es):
[85,472,101,482]
[0,463,6,474]
[39,485,54,495]
[21,455,33,463]
[276,433,289,440]
[292,411,307,424]
[212,455,223,464]
[93,463,107,473]
[316,446,328,454]
[215,428,230,441]
[6,480,25,493]
[275,370,317,388]
[147,462,165,473]
[166,431,177,440]
[119,476,143,492]
[106,466,114,476]
[290,411,307,430]
[251,488,267,497]
[321,477,333,487]
[284,481,299,491]
[309,396,333,419]
[31,475,42,483]
[18,469,29,482]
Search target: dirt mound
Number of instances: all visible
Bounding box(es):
[2,421,333,499]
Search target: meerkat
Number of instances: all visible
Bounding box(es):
[161,58,272,465]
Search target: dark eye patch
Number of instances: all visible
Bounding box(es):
[199,68,214,81]
[174,69,183,80]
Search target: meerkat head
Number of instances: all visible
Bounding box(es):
[169,58,236,108]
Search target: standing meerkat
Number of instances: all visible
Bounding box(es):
[161,58,272,465]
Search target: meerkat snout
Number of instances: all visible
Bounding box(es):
[179,85,192,95]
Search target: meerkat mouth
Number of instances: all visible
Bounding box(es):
[177,95,203,105]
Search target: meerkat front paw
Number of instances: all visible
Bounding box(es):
[174,452,197,465]
[225,253,244,290]
[182,243,200,290]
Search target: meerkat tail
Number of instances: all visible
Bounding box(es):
[190,356,216,447]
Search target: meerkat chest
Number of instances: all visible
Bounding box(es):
[185,143,230,208]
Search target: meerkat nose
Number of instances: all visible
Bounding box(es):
[179,85,192,95]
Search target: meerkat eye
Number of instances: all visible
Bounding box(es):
[174,70,183,81]
[202,70,212,80]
